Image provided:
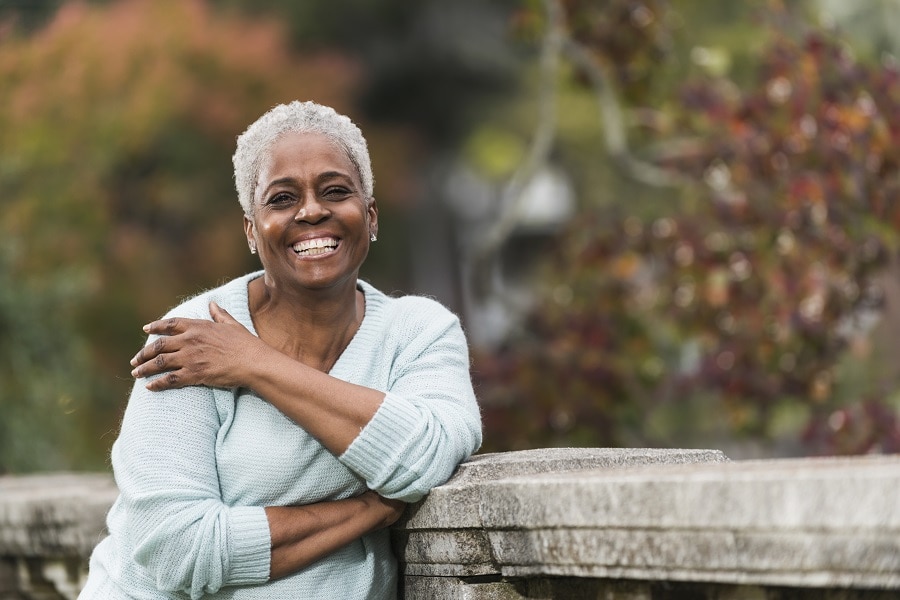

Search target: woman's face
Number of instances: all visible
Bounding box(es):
[244,131,377,294]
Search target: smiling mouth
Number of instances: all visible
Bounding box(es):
[292,238,339,257]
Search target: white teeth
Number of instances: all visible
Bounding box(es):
[292,238,338,255]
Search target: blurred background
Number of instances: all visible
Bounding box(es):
[2,0,900,473]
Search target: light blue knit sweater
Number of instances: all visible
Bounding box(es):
[80,272,482,599]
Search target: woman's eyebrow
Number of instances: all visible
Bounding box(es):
[261,177,298,194]
[317,170,355,183]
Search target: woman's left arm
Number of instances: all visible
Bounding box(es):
[337,308,482,501]
[131,301,482,501]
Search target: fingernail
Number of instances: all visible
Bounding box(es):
[129,358,137,367]
[131,369,138,377]
[142,324,150,332]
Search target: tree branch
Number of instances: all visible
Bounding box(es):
[562,37,689,188]
[469,0,565,299]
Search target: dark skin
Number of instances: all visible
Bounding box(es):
[130,132,404,579]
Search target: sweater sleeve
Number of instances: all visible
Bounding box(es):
[110,316,271,598]
[339,304,482,502]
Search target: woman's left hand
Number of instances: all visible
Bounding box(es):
[130,302,264,391]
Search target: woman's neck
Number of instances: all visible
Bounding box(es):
[247,277,364,372]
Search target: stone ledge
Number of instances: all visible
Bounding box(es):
[401,576,900,600]
[400,447,728,530]
[394,447,730,578]
[0,473,118,599]
[0,473,117,557]
[396,452,900,593]
[3,449,899,599]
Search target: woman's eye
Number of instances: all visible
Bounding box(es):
[324,187,350,199]
[268,193,293,206]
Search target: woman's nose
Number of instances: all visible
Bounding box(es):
[295,197,329,223]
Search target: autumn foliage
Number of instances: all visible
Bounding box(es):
[0,0,362,471]
[4,0,900,470]
[478,9,900,456]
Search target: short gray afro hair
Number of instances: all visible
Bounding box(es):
[233,100,374,215]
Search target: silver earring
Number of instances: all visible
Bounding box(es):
[370,233,377,242]
[250,243,257,254]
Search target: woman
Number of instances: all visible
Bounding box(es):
[79,101,482,599]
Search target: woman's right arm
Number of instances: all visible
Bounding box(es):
[116,324,403,596]
[265,492,404,580]
[113,373,271,597]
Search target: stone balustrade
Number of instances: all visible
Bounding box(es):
[2,448,899,599]
[0,473,117,599]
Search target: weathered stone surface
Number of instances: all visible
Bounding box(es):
[447,448,729,485]
[5,449,900,599]
[402,577,524,600]
[400,447,728,530]
[395,447,731,578]
[399,453,900,591]
[0,473,117,599]
[399,530,495,577]
[402,576,900,600]
[0,473,116,557]
[478,455,900,529]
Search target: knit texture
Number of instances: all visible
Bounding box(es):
[79,272,482,599]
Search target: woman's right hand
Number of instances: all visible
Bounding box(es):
[360,490,407,529]
[130,301,267,391]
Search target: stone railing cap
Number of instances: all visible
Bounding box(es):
[0,472,116,557]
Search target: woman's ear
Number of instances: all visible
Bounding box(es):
[243,215,257,254]
[367,197,379,240]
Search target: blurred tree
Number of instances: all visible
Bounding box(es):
[0,0,380,472]
[816,0,900,60]
[0,0,523,472]
[9,0,898,469]
[475,0,900,456]
[0,0,64,32]
[213,0,519,145]
[212,0,524,312]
